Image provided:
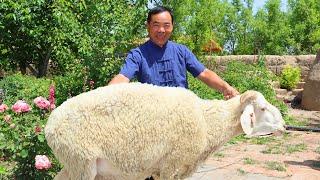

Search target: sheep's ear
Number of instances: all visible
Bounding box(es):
[240,104,255,136]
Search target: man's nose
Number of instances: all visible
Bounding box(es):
[158,26,165,33]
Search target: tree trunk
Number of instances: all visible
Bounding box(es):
[19,60,27,75]
[37,46,53,77]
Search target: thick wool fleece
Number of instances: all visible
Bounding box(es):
[45,83,244,179]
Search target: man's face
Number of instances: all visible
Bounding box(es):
[147,11,173,47]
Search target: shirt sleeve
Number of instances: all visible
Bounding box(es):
[119,50,140,80]
[184,46,206,77]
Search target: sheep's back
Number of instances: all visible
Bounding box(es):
[45,83,208,172]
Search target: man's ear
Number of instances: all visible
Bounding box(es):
[240,104,255,136]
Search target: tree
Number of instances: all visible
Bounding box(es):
[253,0,292,55]
[160,0,228,55]
[0,0,148,79]
[0,1,55,77]
[288,0,320,54]
[221,0,255,54]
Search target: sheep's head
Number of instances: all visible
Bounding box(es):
[239,90,285,137]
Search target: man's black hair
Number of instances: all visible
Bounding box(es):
[147,6,174,24]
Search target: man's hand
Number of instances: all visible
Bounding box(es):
[223,85,239,100]
[197,69,239,99]
[108,74,130,85]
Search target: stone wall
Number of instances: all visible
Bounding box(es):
[205,55,316,77]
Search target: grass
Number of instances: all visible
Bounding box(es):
[284,116,309,126]
[227,134,248,145]
[262,143,307,154]
[213,152,225,158]
[249,136,277,145]
[237,168,247,175]
[243,157,257,165]
[265,161,286,171]
[286,143,307,153]
[262,144,283,154]
[315,146,320,154]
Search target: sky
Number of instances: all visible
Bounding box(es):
[253,0,288,13]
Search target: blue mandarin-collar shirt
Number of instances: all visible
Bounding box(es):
[120,40,205,88]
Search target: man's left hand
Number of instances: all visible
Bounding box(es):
[223,86,240,100]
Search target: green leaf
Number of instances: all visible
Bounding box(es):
[20,149,28,158]
[0,165,7,174]
[37,134,45,142]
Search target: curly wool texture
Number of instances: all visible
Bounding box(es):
[45,83,278,180]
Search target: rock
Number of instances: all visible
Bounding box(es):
[302,49,320,111]
[296,81,305,89]
[275,88,287,95]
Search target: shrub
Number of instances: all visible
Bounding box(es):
[0,74,60,179]
[54,57,122,106]
[280,65,301,90]
[221,61,287,115]
[188,73,223,100]
[188,60,287,116]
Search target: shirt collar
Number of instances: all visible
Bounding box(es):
[148,39,170,50]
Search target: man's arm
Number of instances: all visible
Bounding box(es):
[197,69,239,99]
[108,74,130,85]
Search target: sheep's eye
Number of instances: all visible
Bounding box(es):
[261,108,266,111]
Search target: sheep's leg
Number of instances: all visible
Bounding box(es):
[67,159,98,180]
[151,174,160,180]
[54,167,69,180]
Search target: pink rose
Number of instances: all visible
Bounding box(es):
[34,96,50,110]
[35,155,51,170]
[11,100,32,113]
[48,85,55,110]
[0,104,8,113]
[34,125,42,134]
[89,80,95,90]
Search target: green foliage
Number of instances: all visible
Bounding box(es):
[222,0,255,54]
[0,74,60,179]
[221,60,287,115]
[280,65,301,90]
[0,0,147,80]
[253,0,292,55]
[53,57,122,105]
[288,0,320,53]
[163,0,228,55]
[188,73,223,100]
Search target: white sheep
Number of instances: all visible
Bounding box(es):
[45,82,285,180]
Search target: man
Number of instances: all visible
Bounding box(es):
[109,6,239,99]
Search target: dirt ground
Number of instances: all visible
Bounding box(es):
[187,107,320,180]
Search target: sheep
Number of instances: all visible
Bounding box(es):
[44,82,285,180]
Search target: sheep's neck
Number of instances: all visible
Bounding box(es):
[201,97,243,148]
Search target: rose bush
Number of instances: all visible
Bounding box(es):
[0,74,61,178]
